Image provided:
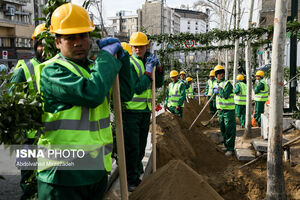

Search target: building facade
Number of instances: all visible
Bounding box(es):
[139,0,180,35]
[107,11,138,38]
[0,0,46,69]
[174,8,208,34]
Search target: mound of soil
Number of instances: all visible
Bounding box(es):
[182,98,211,129]
[152,103,300,199]
[130,160,223,200]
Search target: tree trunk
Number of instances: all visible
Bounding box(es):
[233,0,240,85]
[225,0,236,80]
[266,0,288,199]
[243,0,254,138]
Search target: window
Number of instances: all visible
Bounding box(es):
[122,25,127,30]
[113,19,117,23]
[187,26,190,30]
[195,27,198,30]
[187,21,190,24]
[121,19,126,23]
[195,22,198,25]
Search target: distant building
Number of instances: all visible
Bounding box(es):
[258,0,300,66]
[107,10,138,39]
[174,8,208,34]
[139,0,180,35]
[0,0,46,68]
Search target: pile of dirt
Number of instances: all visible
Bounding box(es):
[130,160,223,200]
[152,106,300,199]
[182,98,211,129]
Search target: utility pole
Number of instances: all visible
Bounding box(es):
[266,0,288,199]
[244,0,254,138]
[288,0,298,112]
[233,0,240,86]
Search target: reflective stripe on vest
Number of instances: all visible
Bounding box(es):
[254,79,269,102]
[207,79,216,96]
[167,81,184,107]
[15,58,40,138]
[216,80,235,110]
[125,56,152,111]
[37,54,113,172]
[18,58,40,91]
[234,82,247,105]
[186,84,194,98]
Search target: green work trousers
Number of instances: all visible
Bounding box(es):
[167,106,183,118]
[37,175,107,200]
[208,96,217,116]
[20,170,36,200]
[254,101,265,127]
[20,138,36,200]
[218,109,236,152]
[122,112,151,185]
[236,104,246,127]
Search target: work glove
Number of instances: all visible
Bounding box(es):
[144,56,156,76]
[97,37,120,48]
[213,85,220,94]
[96,38,125,59]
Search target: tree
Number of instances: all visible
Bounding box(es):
[266,0,288,199]
[243,0,254,138]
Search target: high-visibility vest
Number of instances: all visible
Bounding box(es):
[125,56,152,111]
[15,58,40,91]
[234,82,247,105]
[36,55,113,172]
[254,78,269,102]
[186,84,194,98]
[207,79,217,96]
[167,81,184,107]
[216,80,235,110]
[15,58,40,138]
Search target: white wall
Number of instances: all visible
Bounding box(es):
[180,17,206,34]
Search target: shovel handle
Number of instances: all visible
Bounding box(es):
[189,93,215,131]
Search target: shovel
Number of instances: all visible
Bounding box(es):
[188,93,215,131]
[201,111,218,126]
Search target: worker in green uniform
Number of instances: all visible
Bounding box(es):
[123,32,164,192]
[213,65,236,156]
[165,70,186,118]
[234,74,247,128]
[11,23,46,89]
[179,70,189,89]
[185,77,194,99]
[35,3,134,199]
[205,70,217,116]
[254,70,269,127]
[10,23,46,200]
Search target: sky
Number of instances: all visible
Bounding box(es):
[72,0,259,29]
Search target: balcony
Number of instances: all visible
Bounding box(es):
[0,36,32,49]
[2,0,30,6]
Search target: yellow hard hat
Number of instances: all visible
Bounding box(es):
[186,77,193,82]
[50,3,95,35]
[214,65,224,73]
[170,70,179,78]
[180,71,186,75]
[121,42,132,55]
[209,70,215,77]
[129,32,149,46]
[256,70,264,77]
[32,23,46,40]
[237,74,244,81]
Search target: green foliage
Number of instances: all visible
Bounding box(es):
[0,74,43,145]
